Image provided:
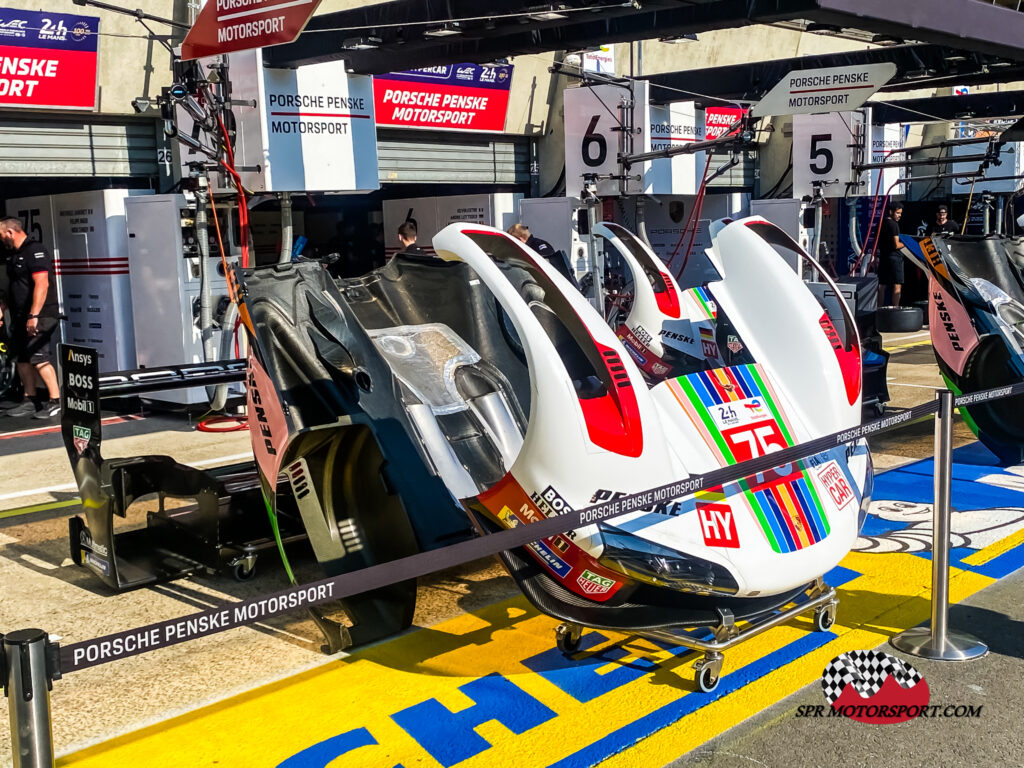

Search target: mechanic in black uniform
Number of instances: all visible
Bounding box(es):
[927,204,961,237]
[396,220,428,258]
[0,217,60,418]
[0,245,16,405]
[507,222,578,285]
[874,202,905,308]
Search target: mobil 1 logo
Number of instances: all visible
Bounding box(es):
[59,343,101,461]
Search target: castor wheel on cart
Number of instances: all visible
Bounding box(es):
[230,554,257,582]
[814,602,837,632]
[694,652,724,693]
[233,562,256,581]
[555,623,583,655]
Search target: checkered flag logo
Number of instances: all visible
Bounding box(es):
[821,650,924,705]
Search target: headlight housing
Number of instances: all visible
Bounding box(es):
[598,524,739,596]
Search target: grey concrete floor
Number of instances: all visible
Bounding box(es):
[665,569,1024,768]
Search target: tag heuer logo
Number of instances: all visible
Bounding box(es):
[577,569,615,595]
[72,425,91,455]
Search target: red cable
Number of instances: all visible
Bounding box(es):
[216,114,250,269]
[852,146,904,275]
[197,415,249,432]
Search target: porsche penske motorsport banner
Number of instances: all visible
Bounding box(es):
[372,63,513,132]
[0,7,99,109]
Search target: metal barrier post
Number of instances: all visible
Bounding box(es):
[891,389,988,661]
[3,629,60,767]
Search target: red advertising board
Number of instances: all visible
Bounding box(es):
[181,0,320,61]
[0,8,99,110]
[705,106,747,139]
[373,64,513,132]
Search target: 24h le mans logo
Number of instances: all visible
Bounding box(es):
[73,425,91,455]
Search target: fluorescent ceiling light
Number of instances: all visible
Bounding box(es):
[342,36,381,50]
[529,11,568,20]
[660,33,698,43]
[424,22,462,37]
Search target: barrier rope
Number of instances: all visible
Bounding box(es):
[57,380,1024,673]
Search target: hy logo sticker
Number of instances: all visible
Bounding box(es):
[72,425,91,455]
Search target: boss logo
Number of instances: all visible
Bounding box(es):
[68,372,93,388]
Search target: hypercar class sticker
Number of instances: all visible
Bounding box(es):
[667,364,833,554]
[815,460,856,512]
[473,473,625,601]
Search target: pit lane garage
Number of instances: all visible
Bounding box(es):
[5,1,1024,767]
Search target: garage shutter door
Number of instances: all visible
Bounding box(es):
[0,114,159,177]
[707,150,756,189]
[378,130,530,185]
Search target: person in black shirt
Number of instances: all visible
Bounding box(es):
[0,217,60,418]
[874,202,905,307]
[507,222,578,285]
[927,204,961,237]
[396,220,428,258]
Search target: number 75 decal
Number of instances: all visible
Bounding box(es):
[722,421,786,462]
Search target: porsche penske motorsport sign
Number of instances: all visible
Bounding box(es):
[191,50,379,192]
[181,0,320,61]
[0,7,99,110]
[752,63,896,117]
[372,63,514,132]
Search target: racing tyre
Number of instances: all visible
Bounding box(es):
[876,306,923,333]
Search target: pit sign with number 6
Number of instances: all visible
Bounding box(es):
[564,81,650,197]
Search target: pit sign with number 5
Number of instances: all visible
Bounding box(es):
[791,111,869,199]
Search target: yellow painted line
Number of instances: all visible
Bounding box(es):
[58,539,1004,768]
[884,339,933,352]
[963,525,1024,566]
[0,498,79,520]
